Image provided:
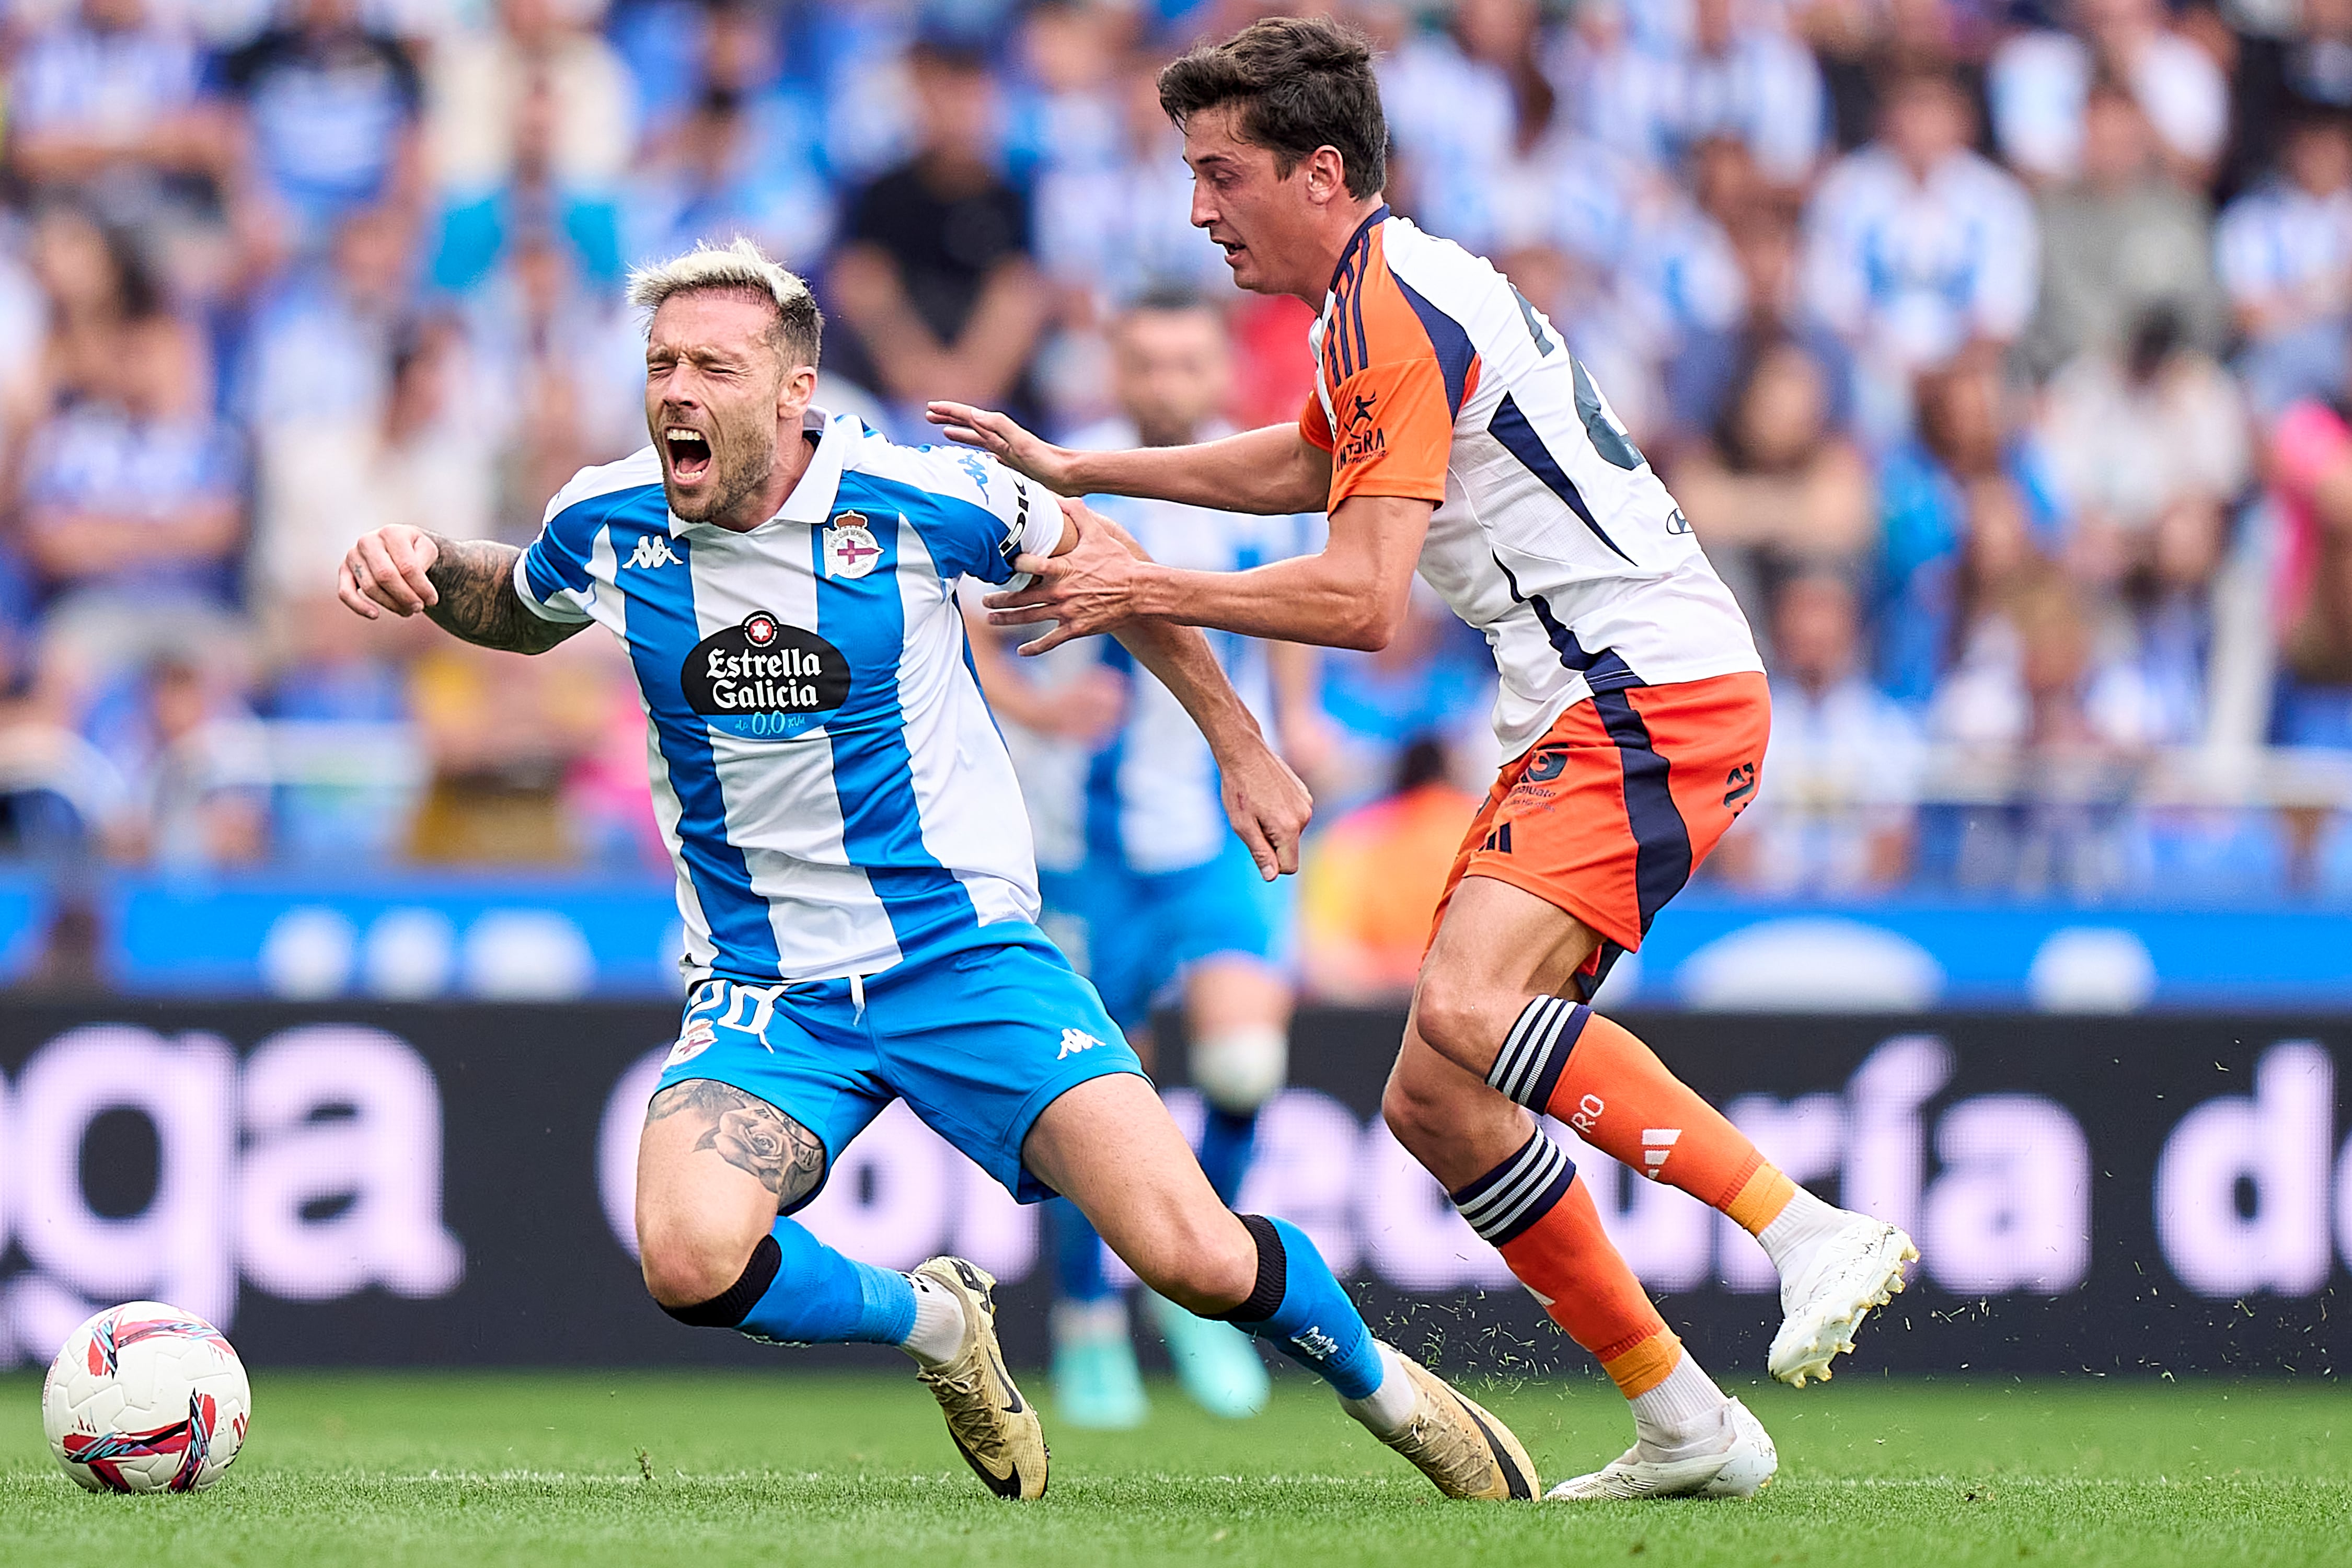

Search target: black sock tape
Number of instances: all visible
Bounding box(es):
[1208,1212,1287,1324]
[660,1232,781,1328]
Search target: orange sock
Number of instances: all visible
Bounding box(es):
[1485,998,1796,1232]
[1449,1129,1681,1396]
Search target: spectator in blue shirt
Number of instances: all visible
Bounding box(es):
[212,0,424,256]
[1876,356,2071,704]
[7,0,226,202]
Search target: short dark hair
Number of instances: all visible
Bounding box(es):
[1123,281,1217,318]
[1157,16,1388,201]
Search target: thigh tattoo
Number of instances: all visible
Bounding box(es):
[647,1080,827,1209]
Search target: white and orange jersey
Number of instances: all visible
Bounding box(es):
[1300,208,1762,759]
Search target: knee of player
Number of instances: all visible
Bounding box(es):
[1129,1211,1258,1313]
[1192,1023,1287,1113]
[1408,976,1492,1070]
[1380,1071,1453,1160]
[638,1225,761,1312]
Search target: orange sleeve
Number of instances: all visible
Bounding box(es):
[1323,356,1452,508]
[1299,388,1334,453]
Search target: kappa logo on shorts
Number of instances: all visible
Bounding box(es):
[1056,1028,1104,1060]
[666,1019,717,1067]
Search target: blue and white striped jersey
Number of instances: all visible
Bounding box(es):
[1004,419,1317,878]
[515,409,1064,986]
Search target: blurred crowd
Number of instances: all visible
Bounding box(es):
[1,0,2350,941]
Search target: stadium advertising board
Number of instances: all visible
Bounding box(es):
[0,1005,2343,1377]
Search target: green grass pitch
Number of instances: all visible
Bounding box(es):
[3,1370,2345,1567]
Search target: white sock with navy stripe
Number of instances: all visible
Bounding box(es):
[1485,996,1589,1112]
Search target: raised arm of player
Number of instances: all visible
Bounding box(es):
[337,524,586,655]
[928,401,1330,516]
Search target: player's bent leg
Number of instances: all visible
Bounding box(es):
[1154,955,1286,1419]
[1023,1073,1538,1500]
[1416,876,1915,1385]
[1047,1189,1148,1430]
[636,1078,1047,1500]
[1381,1028,1772,1500]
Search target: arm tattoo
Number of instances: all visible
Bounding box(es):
[647,1079,828,1210]
[423,534,585,654]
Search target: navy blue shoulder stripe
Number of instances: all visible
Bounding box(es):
[1486,395,1634,564]
[1393,274,1475,417]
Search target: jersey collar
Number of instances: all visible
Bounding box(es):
[1327,203,1390,298]
[667,408,852,537]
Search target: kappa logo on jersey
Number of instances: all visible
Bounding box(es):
[682,610,852,741]
[666,1019,716,1067]
[1056,1028,1104,1059]
[823,512,884,580]
[1335,388,1386,467]
[626,534,681,570]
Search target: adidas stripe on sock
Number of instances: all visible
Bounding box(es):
[1485,996,1589,1111]
[1450,1128,1578,1246]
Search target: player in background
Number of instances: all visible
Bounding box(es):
[337,239,1538,1504]
[931,19,1916,1501]
[967,287,1322,1427]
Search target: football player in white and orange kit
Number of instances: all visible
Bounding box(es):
[932,16,1916,1501]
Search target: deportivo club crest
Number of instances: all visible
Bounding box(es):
[824,512,883,579]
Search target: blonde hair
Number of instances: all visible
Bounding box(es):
[625,236,822,363]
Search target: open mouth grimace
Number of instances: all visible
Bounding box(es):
[665,426,713,481]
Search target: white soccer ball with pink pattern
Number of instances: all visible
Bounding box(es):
[42,1301,251,1493]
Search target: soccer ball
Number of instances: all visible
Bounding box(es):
[42,1301,251,1493]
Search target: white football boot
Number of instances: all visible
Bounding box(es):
[1767,1213,1918,1387]
[1546,1398,1778,1502]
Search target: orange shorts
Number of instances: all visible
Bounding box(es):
[1431,670,1770,995]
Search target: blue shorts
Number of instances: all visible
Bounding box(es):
[651,927,1145,1206]
[1037,839,1290,1029]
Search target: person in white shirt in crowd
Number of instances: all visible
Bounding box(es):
[6,0,225,202]
[2039,306,2249,603]
[1989,0,2229,188]
[426,0,638,199]
[1803,68,2037,441]
[1713,572,1922,895]
[1614,0,1829,187]
[2216,103,2352,412]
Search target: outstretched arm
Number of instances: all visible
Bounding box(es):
[928,401,1330,515]
[338,524,585,654]
[985,494,1431,654]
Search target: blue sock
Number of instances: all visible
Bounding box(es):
[1196,1105,1259,1207]
[727,1219,917,1346]
[1215,1214,1384,1399]
[1047,1195,1115,1304]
